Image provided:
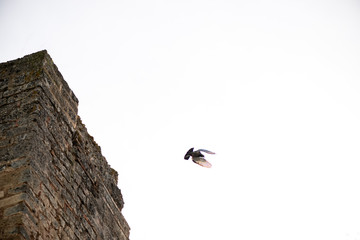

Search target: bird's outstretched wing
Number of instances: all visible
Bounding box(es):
[198,149,215,155]
[193,157,212,168]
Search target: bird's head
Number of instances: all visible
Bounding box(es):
[184,147,194,160]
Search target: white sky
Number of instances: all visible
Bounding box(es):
[1,0,360,239]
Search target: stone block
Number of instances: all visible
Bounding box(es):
[4,202,25,216]
[0,193,26,208]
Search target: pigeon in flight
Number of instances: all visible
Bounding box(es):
[184,148,215,168]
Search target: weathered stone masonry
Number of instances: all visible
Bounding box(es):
[0,51,130,239]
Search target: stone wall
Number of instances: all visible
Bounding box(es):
[0,51,130,239]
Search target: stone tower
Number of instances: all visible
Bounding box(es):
[0,51,130,239]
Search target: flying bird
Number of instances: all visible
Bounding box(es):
[184,148,215,168]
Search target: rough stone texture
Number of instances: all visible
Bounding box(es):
[0,51,130,240]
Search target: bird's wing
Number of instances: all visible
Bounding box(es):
[193,157,212,168]
[198,149,215,155]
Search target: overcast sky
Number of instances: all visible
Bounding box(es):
[1,0,360,239]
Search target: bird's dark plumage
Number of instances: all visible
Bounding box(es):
[184,148,215,168]
[184,148,194,160]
